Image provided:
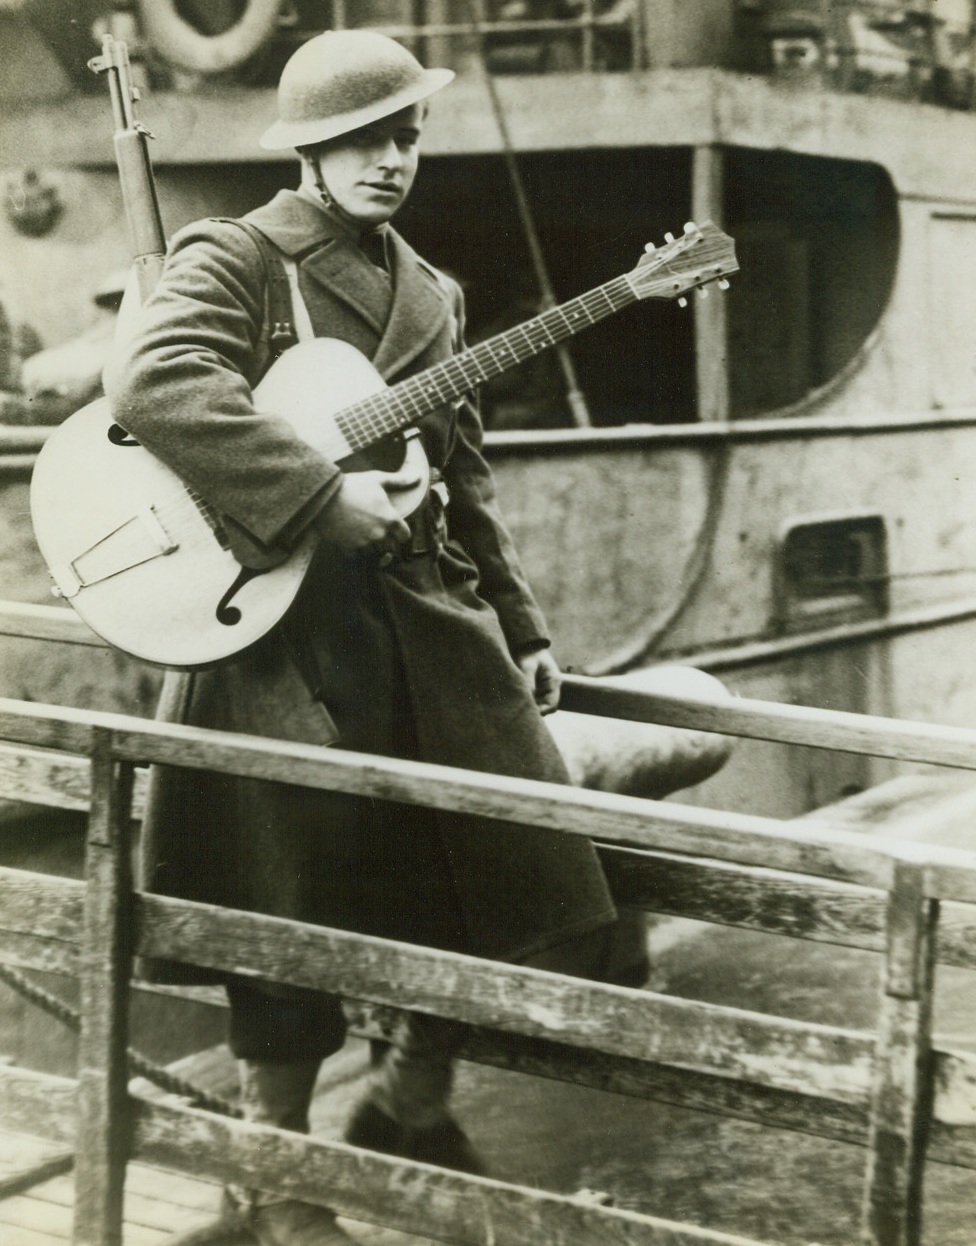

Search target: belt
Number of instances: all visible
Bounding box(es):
[379,472,449,567]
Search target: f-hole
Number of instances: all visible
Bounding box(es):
[108,424,140,446]
[216,565,268,626]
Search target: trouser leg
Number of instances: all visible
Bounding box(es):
[223,979,354,1246]
[237,1058,322,1133]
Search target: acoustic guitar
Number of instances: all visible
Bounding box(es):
[30,221,737,669]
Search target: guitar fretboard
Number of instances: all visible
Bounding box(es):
[335,273,638,453]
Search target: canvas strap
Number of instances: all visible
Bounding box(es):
[230,218,314,356]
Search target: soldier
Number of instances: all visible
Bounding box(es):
[105,30,617,1246]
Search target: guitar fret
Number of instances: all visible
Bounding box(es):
[463,353,490,385]
[515,323,538,359]
[536,318,557,346]
[186,488,231,549]
[565,301,594,328]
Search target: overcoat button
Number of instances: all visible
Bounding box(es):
[378,551,394,568]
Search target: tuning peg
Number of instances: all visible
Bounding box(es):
[644,242,656,254]
[678,296,688,308]
[697,286,709,300]
[664,231,675,244]
[683,221,695,233]
[718,278,730,290]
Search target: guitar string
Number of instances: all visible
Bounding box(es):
[336,274,641,451]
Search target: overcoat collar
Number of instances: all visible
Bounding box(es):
[375,231,451,380]
[244,190,451,379]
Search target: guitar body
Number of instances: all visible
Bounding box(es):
[29,338,430,669]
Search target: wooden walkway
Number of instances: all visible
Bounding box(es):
[0,1040,439,1246]
[0,1136,228,1246]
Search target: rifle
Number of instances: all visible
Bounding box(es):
[88,34,166,301]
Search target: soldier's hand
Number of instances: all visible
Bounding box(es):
[517,648,562,715]
[314,465,419,554]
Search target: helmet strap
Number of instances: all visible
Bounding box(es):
[300,148,335,211]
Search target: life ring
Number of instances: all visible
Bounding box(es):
[136,0,283,74]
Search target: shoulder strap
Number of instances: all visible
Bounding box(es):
[229,218,305,358]
[281,257,315,343]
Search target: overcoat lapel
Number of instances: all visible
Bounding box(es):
[300,240,391,337]
[373,231,452,380]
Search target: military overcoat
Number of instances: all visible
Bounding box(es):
[105,190,615,983]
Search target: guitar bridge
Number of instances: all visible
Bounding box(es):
[51,506,178,599]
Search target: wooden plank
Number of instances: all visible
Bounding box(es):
[861,865,937,1246]
[123,1163,223,1212]
[601,844,976,971]
[346,1000,872,1145]
[0,1191,73,1237]
[0,1067,76,1145]
[0,743,97,812]
[0,703,95,759]
[5,810,976,986]
[0,1151,74,1198]
[600,844,888,946]
[0,868,84,938]
[23,1174,174,1246]
[0,600,104,648]
[104,717,898,891]
[0,699,882,889]
[0,746,147,817]
[131,1097,777,1246]
[73,737,135,1246]
[0,1215,66,1246]
[0,932,78,976]
[560,675,976,773]
[137,892,874,1105]
[1,1013,975,1183]
[5,813,976,984]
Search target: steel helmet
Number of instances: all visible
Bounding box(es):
[260,30,454,151]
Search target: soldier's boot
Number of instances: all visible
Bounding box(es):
[226,1059,356,1246]
[344,1015,485,1175]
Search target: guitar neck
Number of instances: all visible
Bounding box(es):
[336,273,638,453]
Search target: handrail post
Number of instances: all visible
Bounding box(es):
[861,861,938,1246]
[73,728,135,1246]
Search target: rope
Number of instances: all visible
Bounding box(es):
[0,961,240,1118]
[464,0,593,428]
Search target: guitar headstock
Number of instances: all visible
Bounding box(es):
[628,222,739,304]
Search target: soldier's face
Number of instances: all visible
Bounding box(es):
[313,103,425,227]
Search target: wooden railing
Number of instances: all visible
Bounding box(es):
[5,649,976,1241]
